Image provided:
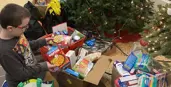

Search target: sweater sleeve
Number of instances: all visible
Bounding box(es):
[0,50,48,81]
[29,38,47,51]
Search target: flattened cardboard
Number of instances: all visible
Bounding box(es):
[84,55,112,85]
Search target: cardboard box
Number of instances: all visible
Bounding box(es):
[57,55,112,87]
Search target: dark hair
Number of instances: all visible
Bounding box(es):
[0,3,31,29]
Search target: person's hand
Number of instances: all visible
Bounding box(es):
[45,37,54,45]
[46,62,59,72]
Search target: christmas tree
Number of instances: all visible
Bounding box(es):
[141,4,171,58]
[62,0,154,37]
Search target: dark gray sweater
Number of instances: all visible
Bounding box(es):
[0,35,48,87]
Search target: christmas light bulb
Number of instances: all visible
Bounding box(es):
[140,8,143,10]
[105,21,108,25]
[131,1,134,4]
[148,48,151,51]
[146,36,149,38]
[155,40,158,43]
[141,17,145,20]
[89,12,92,14]
[152,48,155,50]
[158,13,162,15]
[114,32,116,33]
[165,37,168,39]
[162,17,165,19]
[119,37,122,39]
[149,40,151,43]
[162,8,166,11]
[157,29,161,31]
[154,51,157,53]
[152,27,155,30]
[163,25,166,28]
[159,34,162,37]
[160,21,163,25]
[79,16,82,18]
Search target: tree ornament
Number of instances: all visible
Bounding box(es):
[140,39,148,46]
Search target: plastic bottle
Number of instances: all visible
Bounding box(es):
[114,61,130,76]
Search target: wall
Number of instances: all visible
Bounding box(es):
[0,0,32,10]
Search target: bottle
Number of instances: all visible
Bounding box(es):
[114,61,130,76]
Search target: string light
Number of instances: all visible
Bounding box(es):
[152,48,155,50]
[157,29,161,31]
[141,17,145,20]
[140,8,143,10]
[165,37,168,39]
[158,13,162,15]
[105,21,108,25]
[154,51,157,53]
[155,40,158,43]
[149,40,151,43]
[146,36,149,38]
[148,48,151,51]
[131,1,134,4]
[162,8,166,11]
[119,37,122,39]
[162,17,165,19]
[163,25,166,28]
[160,21,163,25]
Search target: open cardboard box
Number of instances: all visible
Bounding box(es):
[111,55,171,87]
[57,55,112,87]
